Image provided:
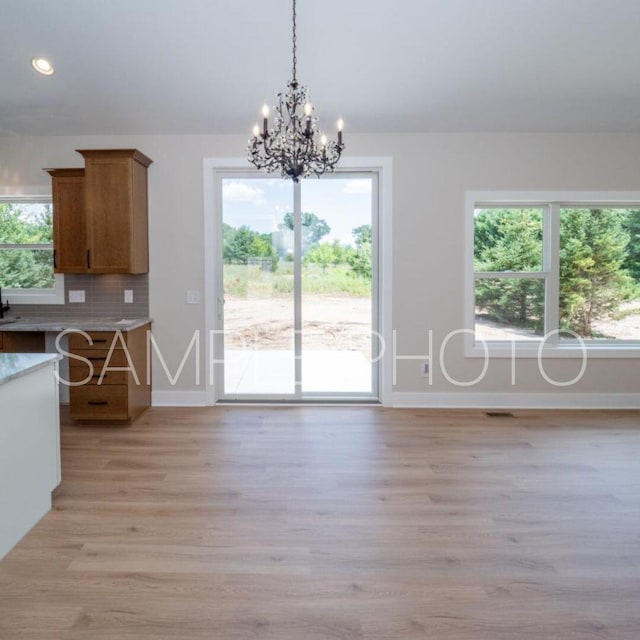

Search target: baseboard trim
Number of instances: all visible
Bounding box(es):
[152,391,209,407]
[151,390,640,410]
[390,392,640,409]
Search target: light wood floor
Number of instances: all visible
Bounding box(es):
[1,407,640,639]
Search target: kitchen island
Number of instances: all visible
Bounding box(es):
[0,353,61,560]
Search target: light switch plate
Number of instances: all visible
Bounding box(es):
[69,290,85,303]
[124,289,134,303]
[186,290,200,304]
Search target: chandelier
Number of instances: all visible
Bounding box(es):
[247,0,344,182]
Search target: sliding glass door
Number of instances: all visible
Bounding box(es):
[218,172,377,401]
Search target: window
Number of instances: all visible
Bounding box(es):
[0,197,64,304]
[466,192,640,356]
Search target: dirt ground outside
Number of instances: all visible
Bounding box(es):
[477,299,640,342]
[224,295,640,356]
[223,296,373,357]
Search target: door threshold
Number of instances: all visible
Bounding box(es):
[216,398,381,406]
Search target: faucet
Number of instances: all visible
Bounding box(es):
[0,288,9,319]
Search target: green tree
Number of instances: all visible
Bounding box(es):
[474,210,503,265]
[475,210,543,329]
[304,243,335,273]
[559,208,632,336]
[475,207,634,336]
[352,224,372,247]
[304,240,354,272]
[279,212,331,248]
[348,224,372,280]
[0,202,54,289]
[223,224,277,270]
[623,209,640,283]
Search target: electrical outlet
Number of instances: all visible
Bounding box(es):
[69,290,85,303]
[124,289,134,303]
[186,290,201,304]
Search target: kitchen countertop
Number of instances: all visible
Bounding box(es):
[0,353,61,386]
[0,317,152,332]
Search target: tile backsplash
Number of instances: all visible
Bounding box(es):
[10,274,149,320]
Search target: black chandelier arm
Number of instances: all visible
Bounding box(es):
[248,126,344,182]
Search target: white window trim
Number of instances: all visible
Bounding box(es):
[465,191,640,359]
[0,196,64,305]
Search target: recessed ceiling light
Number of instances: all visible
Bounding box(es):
[31,57,54,76]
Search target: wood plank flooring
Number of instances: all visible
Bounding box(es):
[1,407,640,639]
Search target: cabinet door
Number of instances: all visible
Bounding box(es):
[48,169,87,273]
[76,149,151,274]
[84,157,133,273]
[0,332,45,353]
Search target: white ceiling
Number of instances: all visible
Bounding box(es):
[2,0,640,136]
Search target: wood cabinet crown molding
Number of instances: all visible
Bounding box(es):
[44,168,84,178]
[75,148,153,168]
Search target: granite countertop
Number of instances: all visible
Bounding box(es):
[0,353,61,386]
[0,317,152,332]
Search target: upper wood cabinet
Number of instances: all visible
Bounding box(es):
[46,168,86,273]
[78,149,152,274]
[46,149,153,274]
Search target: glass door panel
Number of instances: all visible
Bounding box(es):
[300,176,375,395]
[221,178,295,396]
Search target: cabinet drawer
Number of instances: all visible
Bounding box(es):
[70,385,128,420]
[68,366,129,385]
[68,331,124,351]
[68,349,130,367]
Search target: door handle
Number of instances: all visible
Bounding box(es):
[217,296,225,316]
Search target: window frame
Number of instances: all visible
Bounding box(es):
[465,191,640,359]
[0,196,64,305]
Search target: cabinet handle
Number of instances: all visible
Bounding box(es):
[91,375,107,379]
[53,249,57,269]
[92,339,108,344]
[88,400,108,406]
[87,357,106,361]
[87,249,91,269]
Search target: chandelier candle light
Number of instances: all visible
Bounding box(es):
[247,0,345,181]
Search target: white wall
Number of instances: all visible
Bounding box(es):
[1,133,639,406]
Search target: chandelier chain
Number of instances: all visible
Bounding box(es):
[291,0,297,83]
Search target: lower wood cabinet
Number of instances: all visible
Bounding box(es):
[68,323,151,423]
[0,332,45,353]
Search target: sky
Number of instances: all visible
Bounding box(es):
[222,177,372,247]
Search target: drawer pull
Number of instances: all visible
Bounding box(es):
[88,400,109,406]
[87,357,106,361]
[92,339,108,344]
[91,375,107,379]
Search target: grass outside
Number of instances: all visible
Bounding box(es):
[224,263,371,297]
